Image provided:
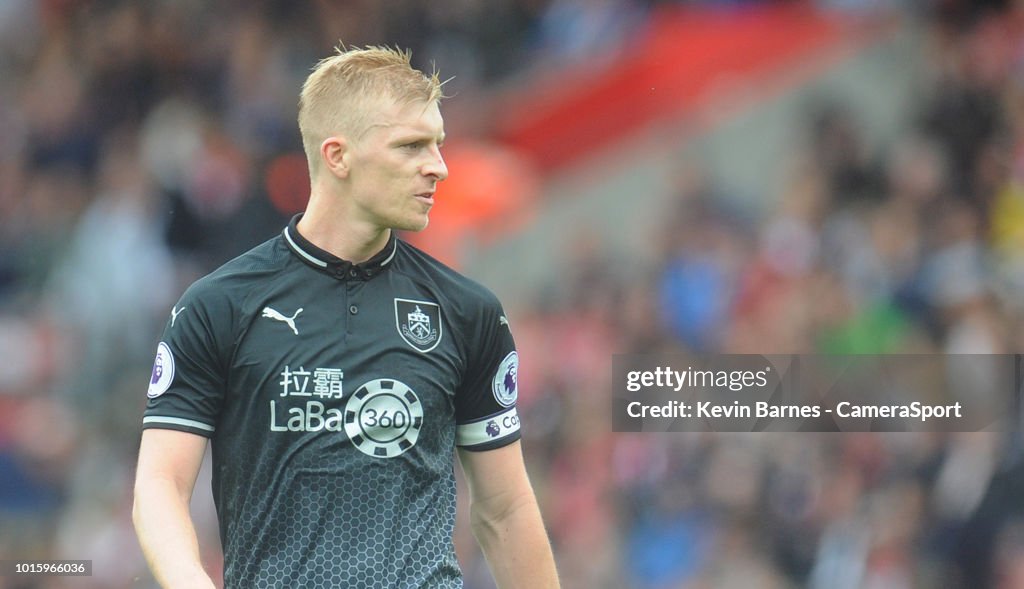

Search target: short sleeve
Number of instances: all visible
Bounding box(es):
[142,283,231,437]
[454,297,521,451]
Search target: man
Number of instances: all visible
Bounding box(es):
[133,45,560,589]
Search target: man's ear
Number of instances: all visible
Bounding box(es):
[320,136,350,179]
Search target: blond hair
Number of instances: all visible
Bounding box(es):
[298,45,443,177]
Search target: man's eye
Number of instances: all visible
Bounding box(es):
[402,142,423,150]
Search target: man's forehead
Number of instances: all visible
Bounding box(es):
[365,99,444,136]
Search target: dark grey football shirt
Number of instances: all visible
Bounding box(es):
[142,215,521,588]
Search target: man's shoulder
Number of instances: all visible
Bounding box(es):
[394,239,502,310]
[181,235,289,310]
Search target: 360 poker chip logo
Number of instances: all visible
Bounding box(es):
[345,378,423,458]
[148,342,174,398]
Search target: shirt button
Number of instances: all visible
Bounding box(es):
[349,305,358,315]
[349,269,358,278]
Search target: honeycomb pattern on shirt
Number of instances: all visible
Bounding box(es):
[216,437,463,589]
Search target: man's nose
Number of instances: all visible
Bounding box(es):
[422,147,448,181]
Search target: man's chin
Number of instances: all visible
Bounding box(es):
[402,216,430,232]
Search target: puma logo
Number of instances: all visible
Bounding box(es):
[262,306,303,335]
[170,306,187,327]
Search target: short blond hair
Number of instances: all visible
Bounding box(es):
[298,45,443,177]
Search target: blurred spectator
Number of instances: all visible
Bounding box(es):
[44,130,174,409]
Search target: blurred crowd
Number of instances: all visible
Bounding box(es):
[505,1,1024,588]
[2,0,1024,588]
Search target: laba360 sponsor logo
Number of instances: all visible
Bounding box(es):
[268,367,423,458]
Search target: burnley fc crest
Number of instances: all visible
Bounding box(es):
[395,298,442,352]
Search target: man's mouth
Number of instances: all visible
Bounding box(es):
[414,192,435,204]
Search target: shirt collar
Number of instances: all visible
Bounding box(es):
[282,214,398,280]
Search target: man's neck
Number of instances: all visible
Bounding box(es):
[296,204,391,265]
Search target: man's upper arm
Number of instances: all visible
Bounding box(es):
[458,440,534,508]
[459,443,560,589]
[136,429,209,498]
